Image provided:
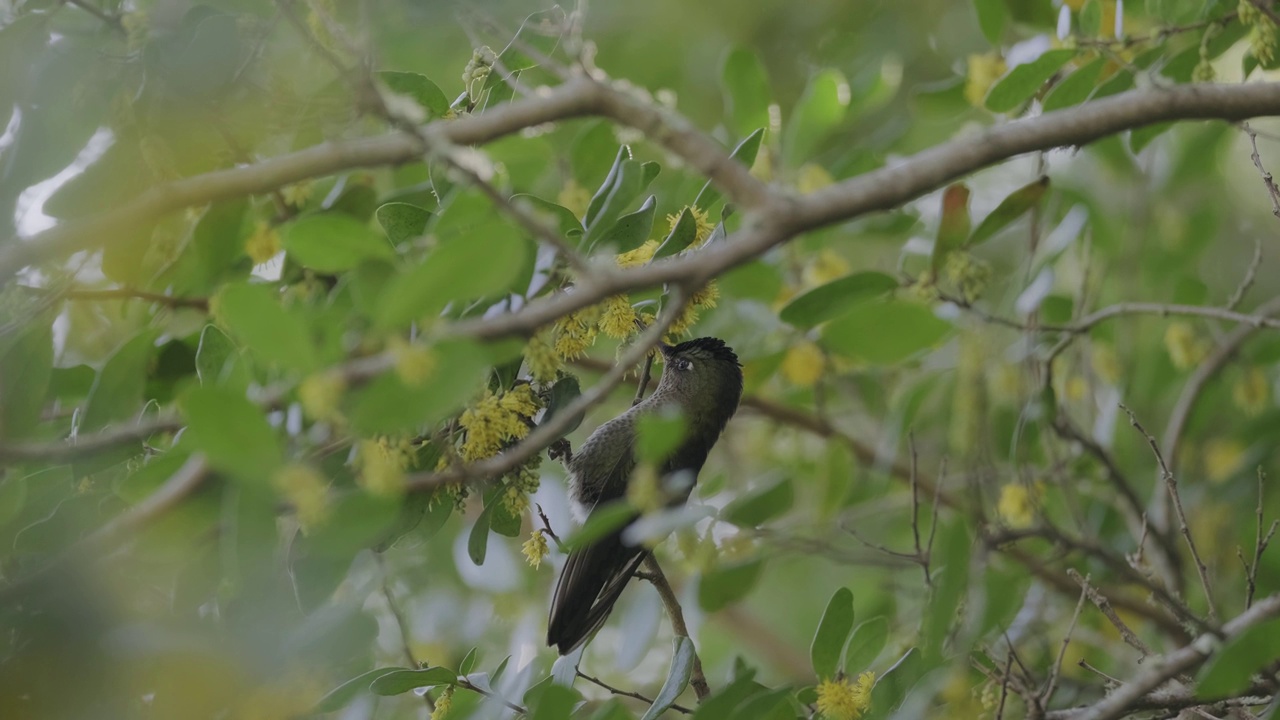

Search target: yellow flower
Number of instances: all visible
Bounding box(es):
[431,686,454,720]
[524,330,562,383]
[1063,0,1086,9]
[782,341,825,388]
[1234,366,1271,416]
[667,303,701,338]
[690,280,720,309]
[522,530,549,569]
[358,438,410,497]
[943,252,991,303]
[1164,322,1209,370]
[599,295,638,339]
[616,239,660,268]
[558,180,591,219]
[390,338,437,387]
[997,482,1042,529]
[816,673,875,720]
[281,182,313,208]
[797,163,835,193]
[458,386,542,461]
[553,306,601,359]
[273,464,331,532]
[299,372,346,422]
[1099,0,1120,38]
[1090,343,1122,386]
[964,53,1007,107]
[803,249,851,288]
[1205,438,1245,484]
[245,221,281,265]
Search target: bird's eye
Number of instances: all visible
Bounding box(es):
[675,358,693,371]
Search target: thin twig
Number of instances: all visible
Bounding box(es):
[576,671,692,714]
[908,431,930,588]
[1244,468,1279,610]
[641,555,711,702]
[64,0,124,32]
[996,650,1015,720]
[375,555,436,712]
[1226,239,1264,311]
[632,352,655,406]
[1067,569,1154,658]
[1245,122,1280,219]
[1119,404,1218,623]
[1042,576,1090,707]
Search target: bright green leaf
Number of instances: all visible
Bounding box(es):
[721,47,771,138]
[694,128,765,210]
[698,559,763,612]
[282,213,394,273]
[968,177,1049,247]
[375,202,431,245]
[811,587,855,679]
[1042,56,1106,112]
[823,301,951,364]
[973,0,1007,44]
[1197,618,1280,698]
[0,322,51,439]
[723,480,794,527]
[368,666,458,696]
[785,69,849,166]
[597,195,657,253]
[779,272,899,328]
[844,617,889,674]
[82,331,158,431]
[180,385,282,483]
[218,282,318,372]
[984,49,1077,113]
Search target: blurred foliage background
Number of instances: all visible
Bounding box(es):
[3,0,1280,718]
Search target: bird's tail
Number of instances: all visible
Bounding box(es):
[547,527,648,655]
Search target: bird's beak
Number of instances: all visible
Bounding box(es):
[657,341,676,358]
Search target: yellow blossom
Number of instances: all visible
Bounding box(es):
[273,464,331,532]
[1063,0,1086,9]
[1233,366,1271,416]
[616,239,660,268]
[782,341,825,388]
[1099,0,1120,38]
[431,686,455,720]
[1090,343,1122,385]
[1164,322,1209,370]
[553,306,600,359]
[558,180,591,219]
[797,163,835,193]
[299,372,346,422]
[816,673,875,720]
[599,295,638,339]
[245,221,281,265]
[943,252,991,303]
[997,482,1042,529]
[803,249,851,287]
[690,280,720,309]
[522,529,549,569]
[667,303,701,338]
[1204,438,1245,484]
[390,338,437,387]
[524,330,562,382]
[458,386,542,461]
[358,438,410,497]
[281,182,314,208]
[964,53,1007,107]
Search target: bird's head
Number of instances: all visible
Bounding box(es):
[654,337,743,420]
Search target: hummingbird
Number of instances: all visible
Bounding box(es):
[547,337,743,655]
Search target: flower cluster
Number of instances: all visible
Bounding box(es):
[273,464,331,532]
[1242,0,1278,66]
[244,221,281,265]
[522,529,549,569]
[299,371,347,423]
[1164,322,1210,370]
[996,481,1044,529]
[358,436,417,496]
[815,672,875,720]
[964,53,1006,108]
[462,46,496,98]
[500,454,542,516]
[943,252,992,303]
[458,384,542,462]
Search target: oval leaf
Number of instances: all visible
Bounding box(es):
[180,385,281,483]
[985,49,1077,113]
[368,666,459,696]
[698,559,763,612]
[811,587,855,679]
[844,617,889,674]
[314,667,407,713]
[378,70,449,119]
[218,282,318,372]
[376,202,431,245]
[822,300,951,364]
[282,213,394,273]
[1197,618,1280,698]
[968,177,1049,247]
[723,480,794,527]
[780,272,899,329]
[639,637,696,720]
[721,47,771,138]
[694,128,765,210]
[785,69,849,166]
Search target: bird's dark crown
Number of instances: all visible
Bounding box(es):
[663,337,741,366]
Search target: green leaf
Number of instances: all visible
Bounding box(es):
[195,325,248,391]
[811,587,855,679]
[542,375,585,439]
[721,47,771,139]
[378,71,449,118]
[654,207,698,260]
[563,500,635,551]
[1079,0,1101,35]
[1130,122,1174,154]
[932,184,971,272]
[314,667,407,713]
[0,322,51,439]
[973,0,1007,44]
[863,649,925,720]
[968,177,1049,247]
[698,559,763,612]
[305,493,401,557]
[468,507,491,565]
[723,480,794,527]
[218,282,317,372]
[585,146,633,227]
[636,407,688,464]
[375,202,431,245]
[1042,56,1106,112]
[82,331,158,431]
[785,69,849,166]
[572,121,619,190]
[639,637,696,720]
[349,340,489,434]
[459,647,479,676]
[512,193,584,239]
[822,301,951,364]
[779,272,899,328]
[922,520,971,658]
[597,195,657,253]
[368,666,458,696]
[530,684,581,720]
[984,49,1077,113]
[282,213,394,273]
[694,128,765,210]
[844,617,889,674]
[588,699,637,720]
[180,385,282,483]
[1197,618,1280,697]
[375,229,529,330]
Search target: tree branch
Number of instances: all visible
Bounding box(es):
[641,555,711,702]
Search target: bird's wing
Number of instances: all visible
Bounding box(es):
[548,430,644,654]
